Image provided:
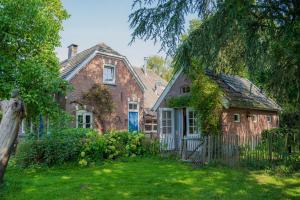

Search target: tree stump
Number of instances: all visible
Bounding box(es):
[0,94,25,182]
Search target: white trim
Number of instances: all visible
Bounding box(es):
[63,50,145,91]
[103,64,116,84]
[159,108,174,135]
[76,110,93,128]
[64,51,97,81]
[233,113,240,123]
[152,68,183,111]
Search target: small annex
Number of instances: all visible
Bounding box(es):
[152,68,281,150]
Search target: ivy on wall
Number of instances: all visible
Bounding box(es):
[166,95,191,108]
[189,68,224,135]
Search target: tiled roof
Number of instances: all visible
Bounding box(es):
[133,67,167,113]
[60,43,122,79]
[206,70,281,111]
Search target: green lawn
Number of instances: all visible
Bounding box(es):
[0,158,299,200]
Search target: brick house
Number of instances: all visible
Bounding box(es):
[59,43,165,133]
[152,68,281,150]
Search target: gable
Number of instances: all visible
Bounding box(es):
[60,43,145,91]
[153,68,190,111]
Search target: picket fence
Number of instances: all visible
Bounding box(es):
[160,133,299,167]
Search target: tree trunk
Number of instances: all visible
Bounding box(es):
[0,97,25,182]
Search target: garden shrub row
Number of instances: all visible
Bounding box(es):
[15,129,160,167]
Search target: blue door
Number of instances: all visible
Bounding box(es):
[128,111,139,132]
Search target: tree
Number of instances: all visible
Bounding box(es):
[0,0,69,119]
[147,55,173,81]
[0,0,68,181]
[0,91,25,182]
[129,0,300,128]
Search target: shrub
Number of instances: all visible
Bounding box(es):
[15,128,96,167]
[15,129,160,168]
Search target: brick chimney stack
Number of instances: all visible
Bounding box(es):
[68,44,78,59]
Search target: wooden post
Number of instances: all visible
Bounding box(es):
[0,91,25,182]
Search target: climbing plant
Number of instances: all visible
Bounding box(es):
[187,60,224,135]
[81,84,114,132]
[166,95,191,108]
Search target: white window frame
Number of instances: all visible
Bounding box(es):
[144,119,158,133]
[128,101,139,112]
[233,113,240,123]
[103,64,116,84]
[267,115,272,123]
[76,110,93,129]
[160,108,174,135]
[186,108,199,135]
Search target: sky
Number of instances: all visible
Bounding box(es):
[56,0,195,66]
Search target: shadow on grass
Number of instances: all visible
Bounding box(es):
[0,158,299,200]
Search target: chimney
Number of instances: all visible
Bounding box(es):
[68,44,78,59]
[143,57,148,75]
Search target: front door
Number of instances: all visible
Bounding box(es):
[128,102,139,132]
[128,111,139,132]
[159,108,175,150]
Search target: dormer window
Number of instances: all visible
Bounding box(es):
[180,86,190,94]
[103,65,116,84]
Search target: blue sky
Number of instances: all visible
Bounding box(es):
[56,0,195,66]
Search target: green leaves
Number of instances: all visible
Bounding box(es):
[0,0,69,117]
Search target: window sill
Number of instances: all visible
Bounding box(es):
[103,82,117,86]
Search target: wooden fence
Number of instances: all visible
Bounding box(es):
[161,133,300,167]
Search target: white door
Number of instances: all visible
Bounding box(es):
[186,108,201,151]
[159,108,175,150]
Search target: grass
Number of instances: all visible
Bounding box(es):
[0,157,299,200]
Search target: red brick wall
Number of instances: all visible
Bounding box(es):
[65,54,144,132]
[221,108,279,137]
[159,72,192,108]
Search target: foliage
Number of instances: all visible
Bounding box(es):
[0,0,69,118]
[189,65,223,135]
[15,129,160,167]
[15,128,93,167]
[129,0,300,127]
[2,158,300,200]
[261,128,300,154]
[147,55,173,81]
[166,95,191,108]
[81,84,114,131]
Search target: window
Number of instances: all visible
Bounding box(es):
[161,110,172,134]
[252,114,257,122]
[76,110,92,128]
[180,86,190,94]
[144,119,158,133]
[103,65,115,84]
[187,109,198,134]
[234,114,240,123]
[128,102,138,111]
[267,115,272,123]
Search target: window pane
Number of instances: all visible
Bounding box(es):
[167,111,171,118]
[86,123,91,128]
[153,125,157,131]
[145,125,152,131]
[104,66,114,81]
[85,115,91,124]
[78,115,83,128]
